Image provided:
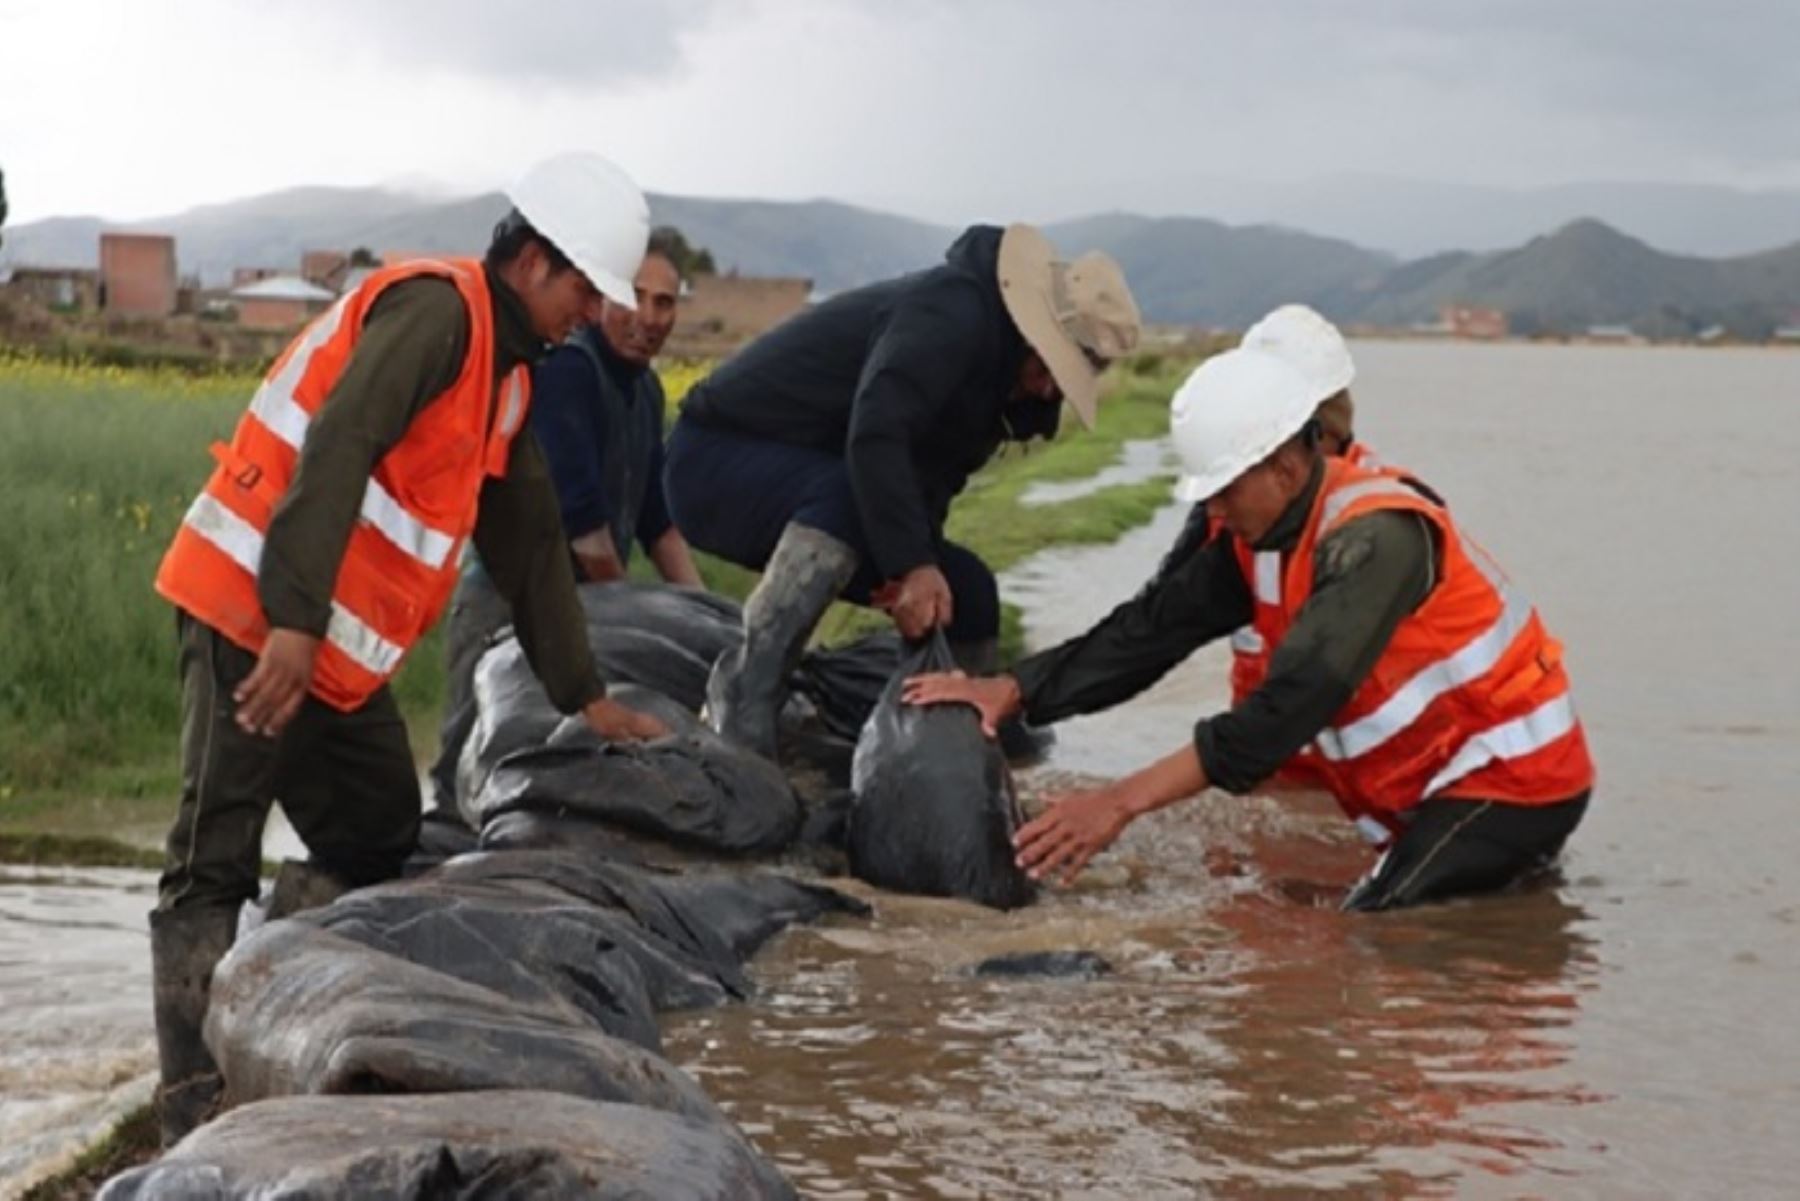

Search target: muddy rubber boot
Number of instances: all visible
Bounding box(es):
[149,904,238,1147]
[950,636,1054,765]
[264,859,351,921]
[706,523,858,760]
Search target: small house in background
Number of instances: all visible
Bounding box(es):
[1440,304,1508,340]
[3,265,100,311]
[1582,324,1641,345]
[100,232,178,316]
[231,275,336,329]
[300,250,351,293]
[679,275,811,343]
[232,266,282,288]
[1773,326,1800,344]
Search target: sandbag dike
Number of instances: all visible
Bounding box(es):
[97,1092,797,1200]
[100,850,860,1197]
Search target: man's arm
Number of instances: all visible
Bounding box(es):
[843,283,987,581]
[1011,532,1253,723]
[472,433,606,714]
[647,528,703,587]
[527,346,620,578]
[1014,509,1437,885]
[635,432,702,586]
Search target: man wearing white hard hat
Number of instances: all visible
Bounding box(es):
[664,223,1141,762]
[907,345,1594,912]
[145,151,667,1144]
[1147,307,1382,791]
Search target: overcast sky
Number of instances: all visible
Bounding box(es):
[4,0,1797,227]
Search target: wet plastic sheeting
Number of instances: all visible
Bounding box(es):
[849,632,1037,910]
[205,852,862,1106]
[472,736,802,856]
[97,1091,796,1201]
[204,920,720,1116]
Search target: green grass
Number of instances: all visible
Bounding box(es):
[20,1103,159,1200]
[0,351,1197,855]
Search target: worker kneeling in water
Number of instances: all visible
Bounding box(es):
[906,345,1594,910]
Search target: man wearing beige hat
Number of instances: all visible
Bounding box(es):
[664,223,1140,760]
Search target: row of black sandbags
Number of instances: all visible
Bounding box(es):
[455,582,1038,910]
[101,850,866,1199]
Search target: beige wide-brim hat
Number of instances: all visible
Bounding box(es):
[997,224,1142,429]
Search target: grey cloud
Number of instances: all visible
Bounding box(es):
[288,0,722,87]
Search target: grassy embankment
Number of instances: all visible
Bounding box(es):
[0,350,1195,861]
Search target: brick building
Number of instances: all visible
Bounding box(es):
[678,275,811,344]
[100,232,178,316]
[231,275,336,330]
[1439,305,1509,340]
[3,266,100,311]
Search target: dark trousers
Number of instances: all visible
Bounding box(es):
[665,418,1000,642]
[1343,793,1590,912]
[427,567,515,809]
[159,612,422,913]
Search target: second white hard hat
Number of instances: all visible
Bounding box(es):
[509,152,649,309]
[1171,347,1322,502]
[1241,303,1354,400]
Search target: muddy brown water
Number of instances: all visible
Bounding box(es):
[662,341,1800,1199]
[4,341,1797,1197]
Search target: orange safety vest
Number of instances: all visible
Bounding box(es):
[1226,440,1381,789]
[1231,457,1593,842]
[155,258,532,711]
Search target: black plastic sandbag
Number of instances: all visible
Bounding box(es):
[472,733,802,856]
[793,630,904,741]
[98,1092,796,1201]
[847,631,1036,909]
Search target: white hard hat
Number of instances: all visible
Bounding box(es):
[1241,304,1354,400]
[508,152,649,309]
[1171,347,1322,502]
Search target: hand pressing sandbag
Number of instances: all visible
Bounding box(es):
[473,735,802,856]
[848,631,1036,910]
[98,1092,796,1201]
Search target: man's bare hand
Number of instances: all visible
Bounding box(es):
[900,670,1022,738]
[583,696,670,742]
[1013,786,1136,887]
[880,564,953,640]
[234,628,321,737]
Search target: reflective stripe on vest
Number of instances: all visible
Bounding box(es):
[181,492,406,676]
[237,293,459,572]
[1231,456,1591,814]
[1314,579,1536,763]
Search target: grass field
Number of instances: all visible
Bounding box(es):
[0,349,1196,852]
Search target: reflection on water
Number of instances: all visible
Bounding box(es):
[667,799,1602,1199]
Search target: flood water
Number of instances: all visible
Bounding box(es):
[662,341,1800,1199]
[3,341,1797,1198]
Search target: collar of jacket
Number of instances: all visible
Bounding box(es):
[586,322,652,393]
[485,263,549,376]
[1253,455,1326,553]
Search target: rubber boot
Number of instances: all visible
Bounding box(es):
[950,637,1055,766]
[706,523,858,760]
[149,904,239,1147]
[264,859,351,921]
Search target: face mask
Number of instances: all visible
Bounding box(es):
[1001,396,1062,443]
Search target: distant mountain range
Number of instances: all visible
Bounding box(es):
[5,186,1799,337]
